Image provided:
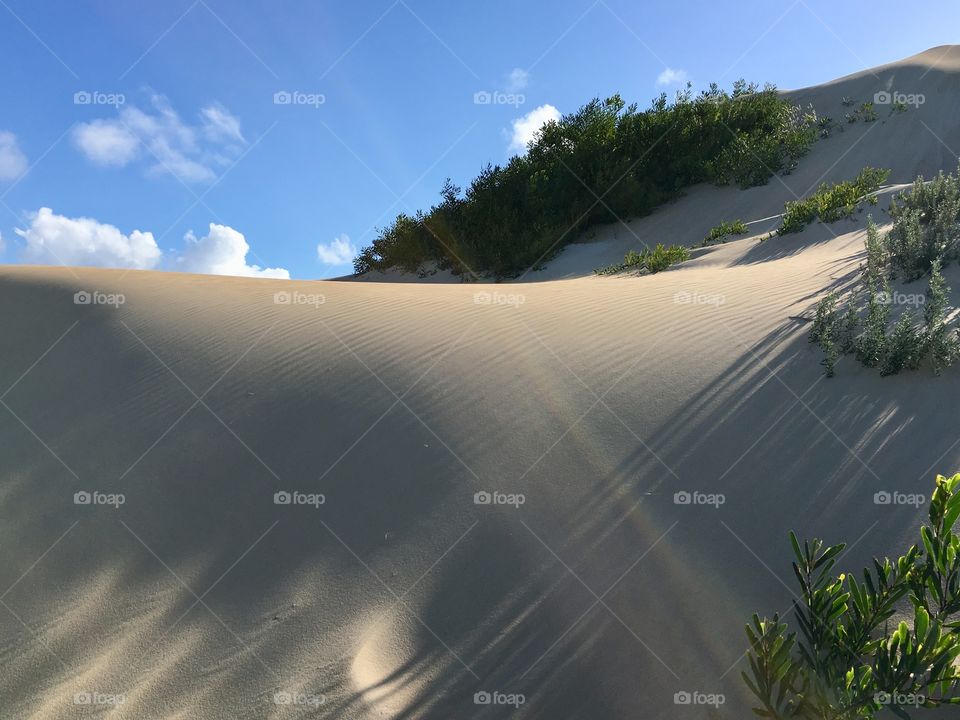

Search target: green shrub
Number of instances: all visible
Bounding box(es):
[701,219,749,246]
[886,168,960,281]
[810,216,959,377]
[593,243,690,275]
[745,473,960,719]
[355,81,820,278]
[925,259,960,375]
[778,168,889,235]
[880,311,924,375]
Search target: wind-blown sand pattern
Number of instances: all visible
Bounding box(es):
[3,46,960,718]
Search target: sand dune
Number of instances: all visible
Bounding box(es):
[3,47,960,719]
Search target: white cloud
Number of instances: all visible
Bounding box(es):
[0,231,5,256]
[316,234,356,265]
[656,67,689,86]
[176,223,289,279]
[201,103,245,144]
[72,120,140,166]
[506,68,529,91]
[16,207,161,269]
[0,131,28,181]
[73,95,245,183]
[508,104,560,153]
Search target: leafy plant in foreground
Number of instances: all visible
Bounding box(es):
[745,473,960,719]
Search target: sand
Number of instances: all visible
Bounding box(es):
[2,46,960,719]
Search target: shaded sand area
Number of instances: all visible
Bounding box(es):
[3,46,960,719]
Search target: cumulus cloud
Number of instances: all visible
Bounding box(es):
[16,207,161,269]
[508,104,561,153]
[656,67,689,86]
[506,68,529,91]
[0,131,28,181]
[72,95,245,183]
[176,223,289,279]
[316,234,356,265]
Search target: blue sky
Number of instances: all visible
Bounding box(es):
[0,0,956,279]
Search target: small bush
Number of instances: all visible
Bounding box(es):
[701,219,748,246]
[778,168,889,235]
[745,473,960,719]
[593,243,690,275]
[887,168,960,280]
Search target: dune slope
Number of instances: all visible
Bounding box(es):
[3,47,960,719]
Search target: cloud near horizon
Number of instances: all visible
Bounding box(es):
[72,95,246,183]
[177,223,289,278]
[508,104,561,154]
[15,208,287,278]
[656,67,689,86]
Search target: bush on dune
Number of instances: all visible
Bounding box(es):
[593,243,690,275]
[745,473,960,719]
[779,168,890,235]
[809,167,960,377]
[355,81,820,278]
[701,219,749,246]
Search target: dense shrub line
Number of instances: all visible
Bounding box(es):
[810,167,960,376]
[354,82,820,278]
[778,167,890,235]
